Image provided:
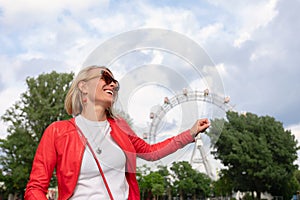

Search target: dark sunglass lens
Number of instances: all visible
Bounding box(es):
[101,70,111,84]
[101,70,118,85]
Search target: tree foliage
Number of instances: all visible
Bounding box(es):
[136,164,151,199]
[170,161,212,200]
[137,161,212,200]
[211,111,299,199]
[157,165,172,199]
[212,173,234,197]
[3,71,74,141]
[0,71,74,195]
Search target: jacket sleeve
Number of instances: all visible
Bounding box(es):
[132,130,194,161]
[119,119,195,161]
[24,123,57,200]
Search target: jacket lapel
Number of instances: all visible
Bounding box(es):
[108,118,136,173]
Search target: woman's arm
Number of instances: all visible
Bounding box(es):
[130,129,194,161]
[24,124,57,200]
[127,119,210,161]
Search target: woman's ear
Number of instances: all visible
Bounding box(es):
[78,81,88,94]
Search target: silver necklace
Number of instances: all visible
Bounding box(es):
[90,122,109,155]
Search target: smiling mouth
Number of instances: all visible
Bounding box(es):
[104,89,113,95]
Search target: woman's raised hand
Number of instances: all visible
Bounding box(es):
[190,118,210,138]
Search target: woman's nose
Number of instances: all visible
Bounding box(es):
[110,82,120,91]
[110,81,119,91]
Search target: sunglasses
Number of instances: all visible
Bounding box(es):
[100,70,120,91]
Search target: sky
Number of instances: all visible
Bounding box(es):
[0,0,300,172]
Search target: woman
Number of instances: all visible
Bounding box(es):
[24,66,210,200]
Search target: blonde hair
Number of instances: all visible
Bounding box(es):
[64,65,117,118]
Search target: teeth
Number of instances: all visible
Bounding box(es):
[104,90,113,95]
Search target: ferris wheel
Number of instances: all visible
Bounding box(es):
[145,88,232,180]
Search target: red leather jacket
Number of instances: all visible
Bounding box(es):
[24,117,194,200]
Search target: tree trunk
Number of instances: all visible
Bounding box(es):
[257,191,261,200]
[167,188,172,200]
[179,189,184,200]
[193,193,197,200]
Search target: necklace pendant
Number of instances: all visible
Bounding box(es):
[96,148,102,154]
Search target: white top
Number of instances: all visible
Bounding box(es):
[70,115,129,200]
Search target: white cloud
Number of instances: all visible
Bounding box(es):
[197,23,224,42]
[0,86,24,139]
[0,0,109,26]
[234,0,278,47]
[149,51,164,64]
[233,32,251,48]
[0,55,23,85]
[207,0,279,47]
[88,13,141,34]
[139,3,200,35]
[214,63,227,79]
[0,0,112,68]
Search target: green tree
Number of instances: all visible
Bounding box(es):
[0,127,36,197]
[192,171,211,199]
[0,71,73,196]
[0,169,8,198]
[170,161,196,200]
[136,164,151,199]
[212,173,234,198]
[277,176,299,200]
[295,170,300,188]
[137,166,165,200]
[157,165,172,200]
[211,111,299,199]
[146,172,165,200]
[170,161,211,200]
